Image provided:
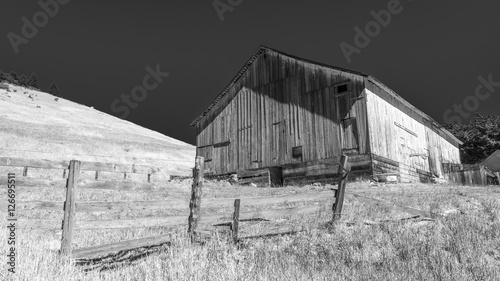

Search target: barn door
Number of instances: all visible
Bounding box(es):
[427,146,443,177]
[335,84,359,155]
[271,120,287,164]
[341,117,359,152]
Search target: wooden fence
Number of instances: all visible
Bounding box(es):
[189,155,350,243]
[3,155,350,264]
[0,157,172,183]
[442,163,498,186]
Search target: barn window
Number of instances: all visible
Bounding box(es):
[336,84,348,93]
[292,146,303,160]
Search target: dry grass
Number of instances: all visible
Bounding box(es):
[0,84,195,175]
[1,181,499,280]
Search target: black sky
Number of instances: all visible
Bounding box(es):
[2,0,499,145]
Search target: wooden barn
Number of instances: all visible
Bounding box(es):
[190,46,463,185]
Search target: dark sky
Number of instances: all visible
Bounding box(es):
[2,0,499,145]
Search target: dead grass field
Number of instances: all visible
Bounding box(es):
[0,84,195,176]
[1,180,499,281]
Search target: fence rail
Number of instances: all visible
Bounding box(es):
[0,157,158,174]
[0,157,182,183]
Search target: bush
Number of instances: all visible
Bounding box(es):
[444,114,500,164]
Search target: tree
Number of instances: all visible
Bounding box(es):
[18,74,28,87]
[444,114,500,164]
[9,71,19,85]
[49,82,59,96]
[3,73,16,84]
[27,73,39,89]
[0,72,5,82]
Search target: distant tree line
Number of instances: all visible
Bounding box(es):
[0,70,60,96]
[444,114,500,164]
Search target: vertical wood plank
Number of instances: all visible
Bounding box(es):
[60,160,81,257]
[232,199,241,244]
[333,155,349,221]
[188,156,204,243]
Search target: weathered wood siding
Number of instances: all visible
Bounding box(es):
[195,50,369,175]
[365,82,460,182]
[442,163,491,185]
[425,128,461,177]
[365,87,429,182]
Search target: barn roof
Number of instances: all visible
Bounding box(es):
[482,150,500,172]
[190,45,462,146]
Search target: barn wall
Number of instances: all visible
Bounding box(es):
[196,50,369,175]
[365,88,431,182]
[425,128,461,177]
[365,85,461,182]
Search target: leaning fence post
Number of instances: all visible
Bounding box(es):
[188,156,204,243]
[333,155,349,221]
[60,160,81,257]
[232,199,241,244]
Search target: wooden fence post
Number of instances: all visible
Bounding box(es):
[232,199,241,244]
[333,155,349,221]
[60,160,81,257]
[188,156,204,243]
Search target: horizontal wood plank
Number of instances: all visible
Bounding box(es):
[203,191,335,209]
[0,157,67,169]
[371,154,400,168]
[75,200,188,213]
[0,157,158,174]
[4,191,334,214]
[18,216,187,230]
[73,233,172,260]
[237,169,269,178]
[239,224,305,240]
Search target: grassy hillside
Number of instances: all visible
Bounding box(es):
[0,83,195,175]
